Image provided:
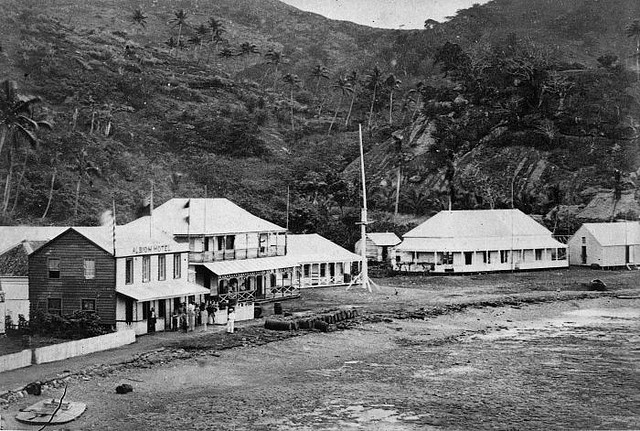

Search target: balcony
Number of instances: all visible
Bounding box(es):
[189,245,287,263]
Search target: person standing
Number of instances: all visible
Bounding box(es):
[201,306,209,332]
[149,307,156,333]
[207,302,215,325]
[226,307,236,334]
[187,301,195,332]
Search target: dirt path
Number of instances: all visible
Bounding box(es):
[2,295,638,430]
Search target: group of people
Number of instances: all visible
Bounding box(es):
[172,301,236,333]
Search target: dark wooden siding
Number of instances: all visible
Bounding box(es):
[28,230,116,325]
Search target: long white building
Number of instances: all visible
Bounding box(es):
[393,209,568,274]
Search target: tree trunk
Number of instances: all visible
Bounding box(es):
[394,165,401,219]
[0,127,7,162]
[389,91,394,124]
[345,93,356,126]
[290,89,295,132]
[42,167,56,219]
[328,95,343,136]
[367,84,377,131]
[2,159,14,215]
[74,177,81,218]
[10,152,29,213]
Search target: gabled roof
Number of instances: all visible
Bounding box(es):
[398,209,564,252]
[0,226,67,255]
[577,222,640,246]
[404,209,553,238]
[366,232,401,246]
[37,225,187,258]
[141,198,285,236]
[287,234,361,263]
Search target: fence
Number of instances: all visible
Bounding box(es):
[0,330,136,373]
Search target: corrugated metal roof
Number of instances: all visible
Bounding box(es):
[403,209,553,238]
[397,209,563,252]
[116,281,209,302]
[396,236,565,252]
[142,198,286,236]
[366,232,401,246]
[287,234,361,263]
[201,256,298,277]
[580,222,640,246]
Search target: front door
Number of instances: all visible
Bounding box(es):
[581,246,587,264]
[626,245,631,263]
[256,276,264,298]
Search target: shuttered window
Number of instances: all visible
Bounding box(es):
[158,255,166,281]
[142,256,151,283]
[125,258,134,284]
[173,253,181,279]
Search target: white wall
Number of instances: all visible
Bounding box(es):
[33,330,136,364]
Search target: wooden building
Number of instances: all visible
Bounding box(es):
[568,221,640,268]
[393,209,568,274]
[354,232,401,263]
[29,226,208,335]
[288,234,361,288]
[126,198,299,306]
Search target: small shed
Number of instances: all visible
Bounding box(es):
[568,221,640,268]
[354,232,401,263]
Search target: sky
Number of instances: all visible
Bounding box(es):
[279,0,492,30]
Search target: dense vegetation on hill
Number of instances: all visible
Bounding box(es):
[1,0,639,247]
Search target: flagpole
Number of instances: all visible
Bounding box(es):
[112,199,117,256]
[149,180,154,237]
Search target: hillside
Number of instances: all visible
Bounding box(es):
[0,0,639,246]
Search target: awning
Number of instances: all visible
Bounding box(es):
[199,256,299,277]
[116,282,210,302]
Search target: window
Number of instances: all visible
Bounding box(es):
[581,237,586,244]
[320,263,326,277]
[225,235,235,250]
[464,252,473,265]
[84,259,95,279]
[443,253,453,265]
[558,248,567,260]
[217,236,225,251]
[48,298,62,315]
[303,264,310,277]
[48,258,60,278]
[158,255,166,281]
[551,249,558,261]
[81,299,96,312]
[142,256,151,283]
[158,300,166,318]
[125,258,134,284]
[535,249,543,261]
[329,263,336,276]
[173,253,182,279]
[500,250,509,264]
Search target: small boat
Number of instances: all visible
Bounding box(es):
[15,398,86,425]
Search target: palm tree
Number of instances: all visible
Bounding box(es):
[365,66,383,131]
[0,80,52,215]
[328,76,353,135]
[625,20,640,81]
[207,17,226,62]
[310,64,330,95]
[131,8,148,32]
[169,9,189,51]
[192,23,209,60]
[188,33,204,61]
[281,73,301,131]
[385,73,402,124]
[344,71,359,126]
[239,42,260,68]
[264,49,284,86]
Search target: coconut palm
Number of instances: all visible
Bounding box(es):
[310,64,330,95]
[344,70,359,126]
[207,17,226,62]
[188,33,204,61]
[72,148,101,220]
[192,23,209,60]
[365,66,383,131]
[328,76,353,135]
[239,42,260,68]
[264,49,284,86]
[0,80,52,215]
[281,73,301,131]
[385,73,402,124]
[131,8,148,32]
[169,9,189,50]
[625,20,640,81]
[165,36,178,55]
